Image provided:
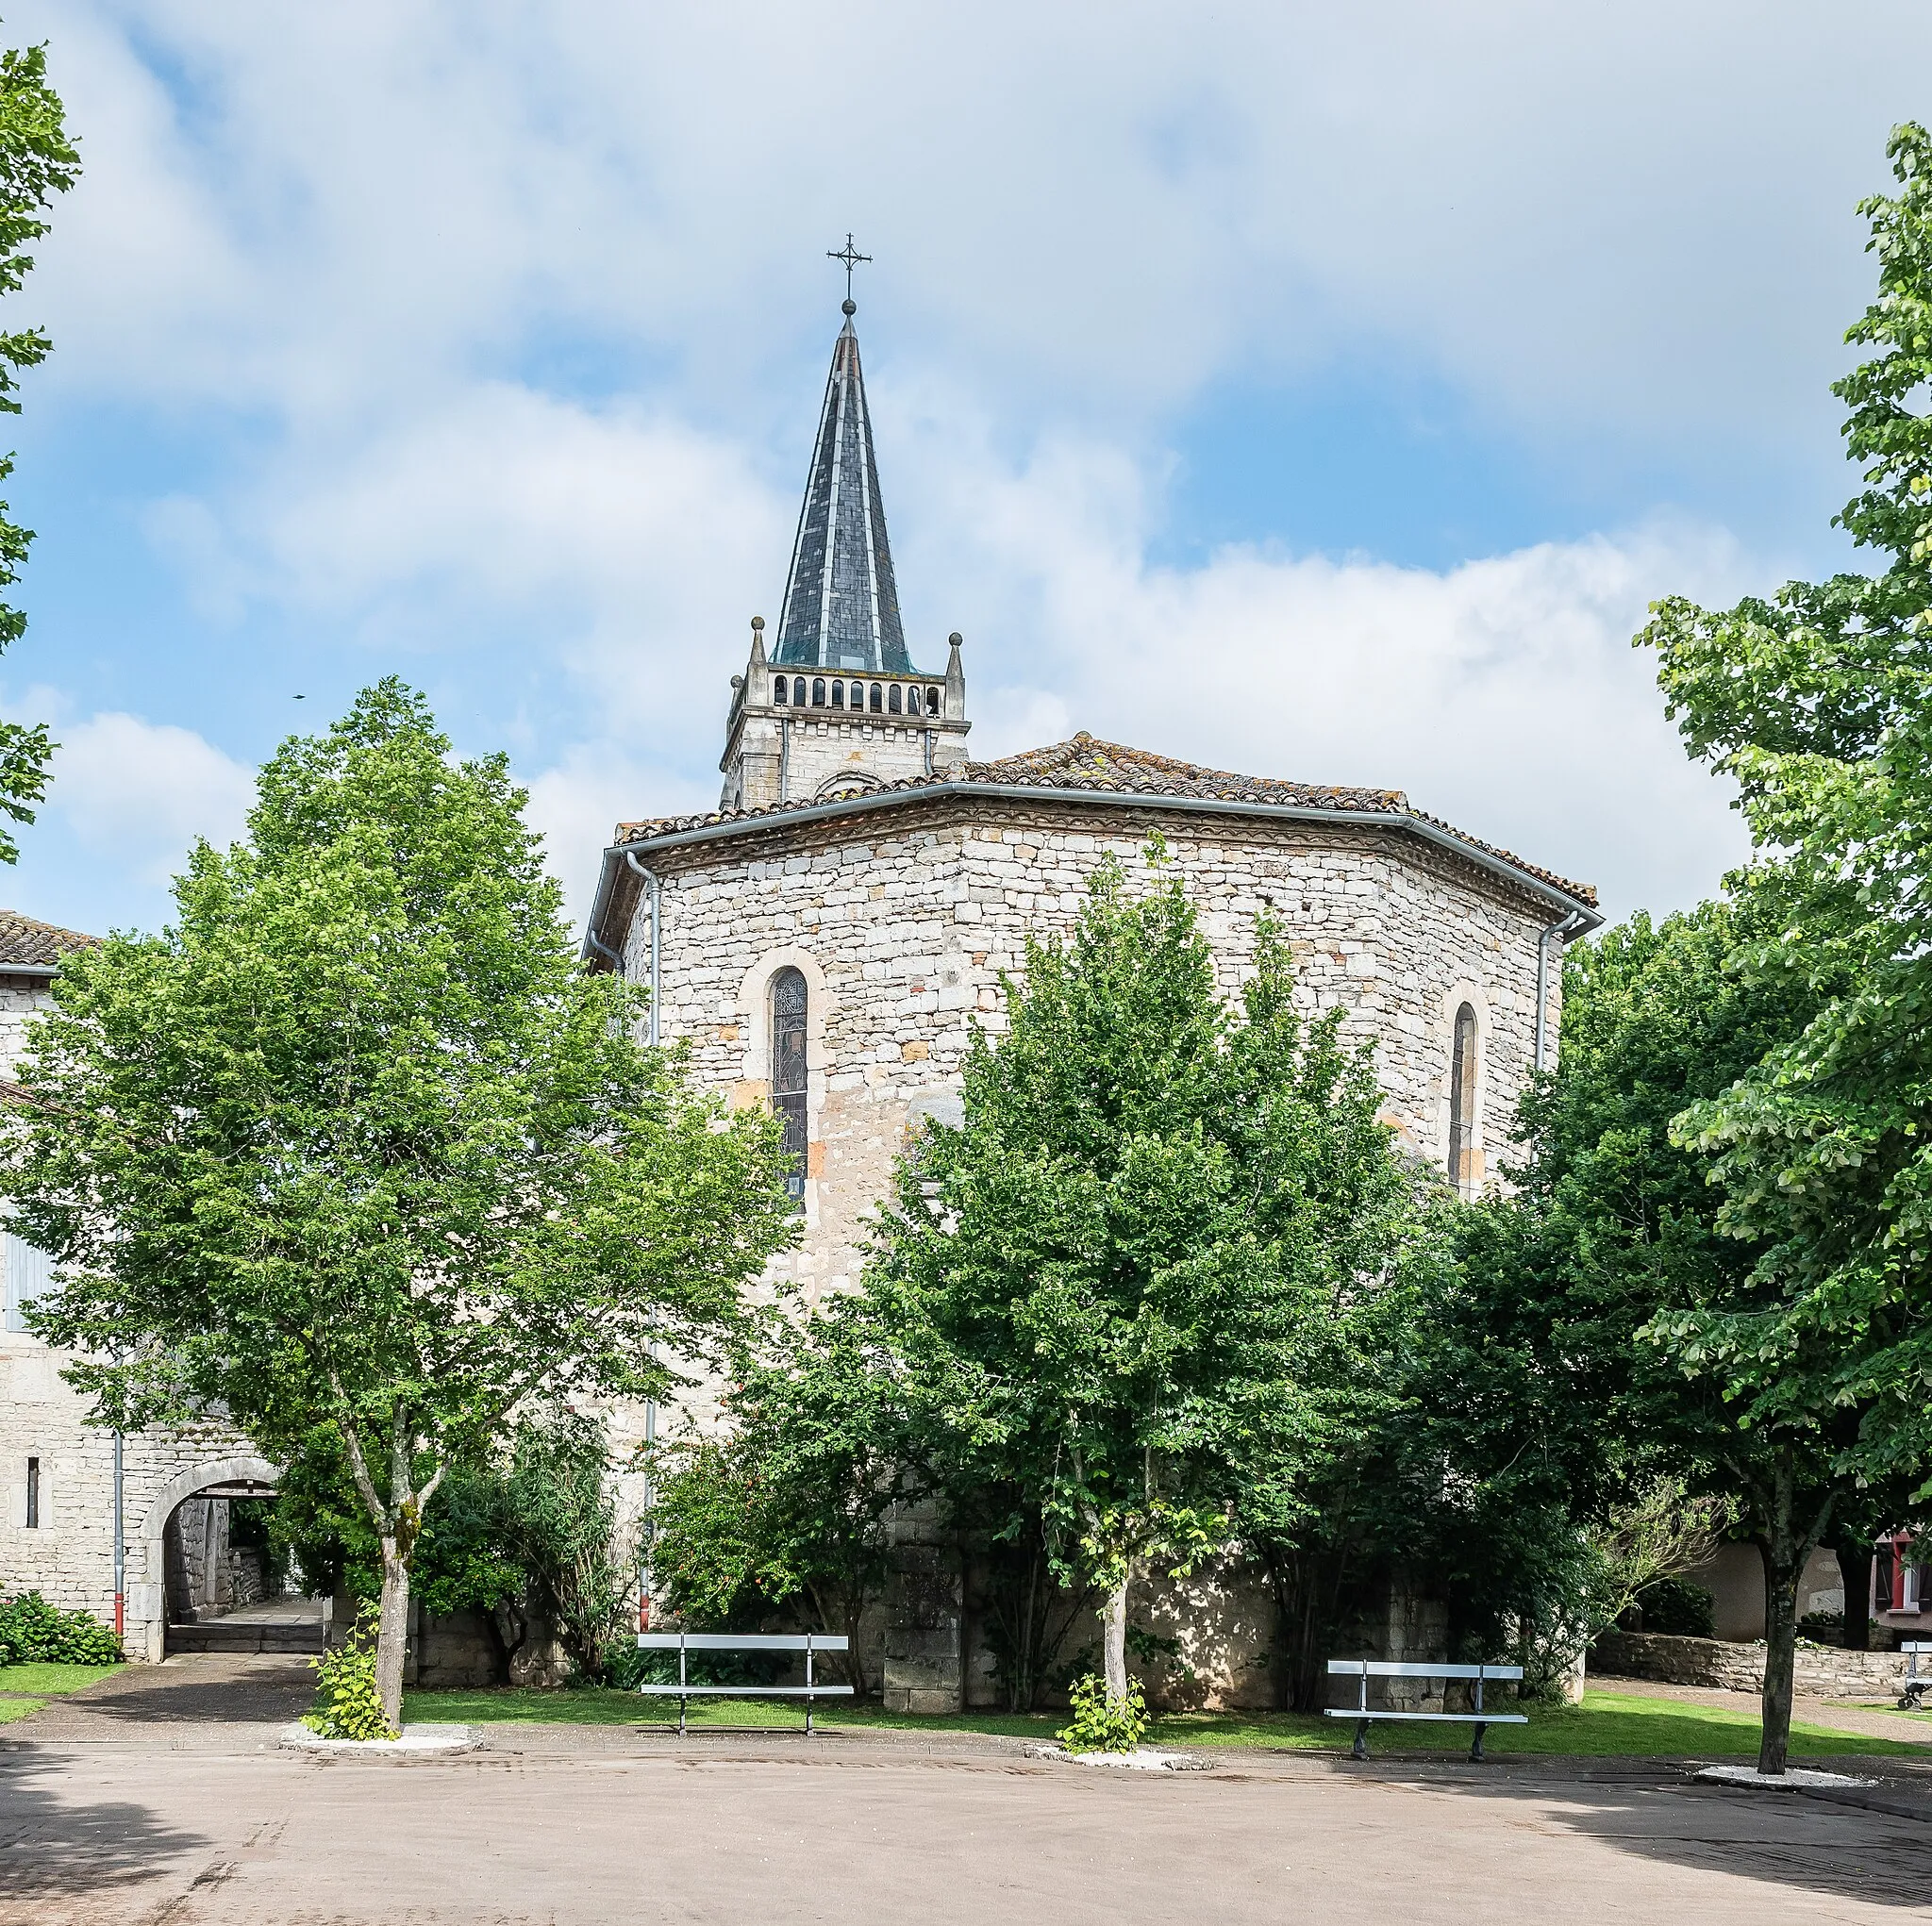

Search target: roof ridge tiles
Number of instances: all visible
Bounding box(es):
[612,733,1594,907]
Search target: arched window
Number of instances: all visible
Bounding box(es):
[1448,1002,1479,1194]
[774,675,790,706]
[889,684,903,714]
[831,679,845,708]
[773,968,808,1204]
[870,682,883,712]
[812,677,826,707]
[925,687,941,716]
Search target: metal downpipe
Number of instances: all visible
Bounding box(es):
[624,852,663,1047]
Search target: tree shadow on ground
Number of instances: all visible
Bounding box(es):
[0,1751,209,1906]
[1406,1762,1932,1910]
[18,1656,311,1730]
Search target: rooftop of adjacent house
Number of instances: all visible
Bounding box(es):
[612,732,1598,909]
[0,909,99,972]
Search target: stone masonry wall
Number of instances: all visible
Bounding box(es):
[619,796,1567,1324]
[1592,1629,1922,1699]
[0,975,265,1655]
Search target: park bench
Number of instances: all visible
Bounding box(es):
[1897,1640,1932,1711]
[1325,1658,1527,1761]
[635,1630,854,1735]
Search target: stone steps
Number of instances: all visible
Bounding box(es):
[166,1619,325,1654]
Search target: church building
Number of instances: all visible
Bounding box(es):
[581,294,1603,1332]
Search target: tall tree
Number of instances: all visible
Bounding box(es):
[1443,900,1901,1768]
[865,846,1418,1706]
[5,683,795,1725]
[1640,124,1932,1767]
[0,37,78,859]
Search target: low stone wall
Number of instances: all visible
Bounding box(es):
[1592,1630,1917,1698]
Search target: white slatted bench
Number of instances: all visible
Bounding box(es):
[636,1631,854,1735]
[1325,1659,1527,1761]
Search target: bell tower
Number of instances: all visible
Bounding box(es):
[720,270,970,810]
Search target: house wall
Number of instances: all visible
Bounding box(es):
[0,974,266,1660]
[1680,1541,1844,1642]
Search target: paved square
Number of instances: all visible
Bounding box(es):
[3,1659,1930,1924]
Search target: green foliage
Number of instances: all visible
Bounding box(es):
[1632,1577,1716,1640]
[1638,126,1932,1502]
[1631,124,1932,1769]
[304,1607,395,1741]
[863,844,1423,1704]
[1057,1672,1149,1754]
[2,683,795,1720]
[0,37,78,862]
[648,1307,915,1692]
[274,1407,630,1682]
[0,1591,119,1666]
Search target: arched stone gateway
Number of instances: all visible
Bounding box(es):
[128,1454,280,1663]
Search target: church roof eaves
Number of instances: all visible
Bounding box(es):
[589,733,1598,965]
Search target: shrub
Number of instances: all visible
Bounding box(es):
[1633,1576,1716,1639]
[1057,1673,1149,1755]
[0,1591,121,1666]
[303,1608,395,1741]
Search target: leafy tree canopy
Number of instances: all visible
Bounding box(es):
[0,37,79,860]
[862,843,1422,1705]
[5,682,795,1720]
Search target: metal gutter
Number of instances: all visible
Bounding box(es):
[583,781,1601,960]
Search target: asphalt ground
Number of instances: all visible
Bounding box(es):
[4,1657,1932,1924]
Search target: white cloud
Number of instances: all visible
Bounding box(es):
[17,1,1927,455]
[50,712,255,884]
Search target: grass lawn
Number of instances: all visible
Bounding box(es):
[401,1685,1932,1759]
[0,1662,123,1697]
[0,1698,47,1724]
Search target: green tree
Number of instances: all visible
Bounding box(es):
[1441,902,1907,1767]
[4,684,795,1725]
[647,1307,916,1693]
[1638,125,1932,1769]
[865,846,1418,1707]
[0,36,79,859]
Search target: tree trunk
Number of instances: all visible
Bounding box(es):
[1836,1542,1874,1652]
[376,1541,410,1732]
[1102,1572,1129,1704]
[1754,1454,1825,1779]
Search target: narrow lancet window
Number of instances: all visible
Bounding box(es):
[25,1455,39,1530]
[832,679,844,708]
[870,683,883,712]
[1448,1003,1479,1195]
[889,684,902,714]
[773,968,808,1204]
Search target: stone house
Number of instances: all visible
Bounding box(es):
[578,299,1605,1708]
[0,911,272,1663]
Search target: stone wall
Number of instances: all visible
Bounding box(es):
[1592,1629,1920,1697]
[619,796,1566,1332]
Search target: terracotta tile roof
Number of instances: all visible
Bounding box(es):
[614,733,1596,908]
[0,909,98,971]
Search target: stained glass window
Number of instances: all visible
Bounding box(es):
[773,968,808,1204]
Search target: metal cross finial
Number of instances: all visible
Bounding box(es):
[828,233,871,310]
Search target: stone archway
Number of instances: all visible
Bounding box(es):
[129,1455,279,1663]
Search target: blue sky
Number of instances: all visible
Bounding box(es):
[0,2,1926,938]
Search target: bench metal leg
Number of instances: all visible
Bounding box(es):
[1352,1718,1369,1761]
[1469,1721,1487,1764]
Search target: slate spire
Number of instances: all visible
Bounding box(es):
[773,300,913,673]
